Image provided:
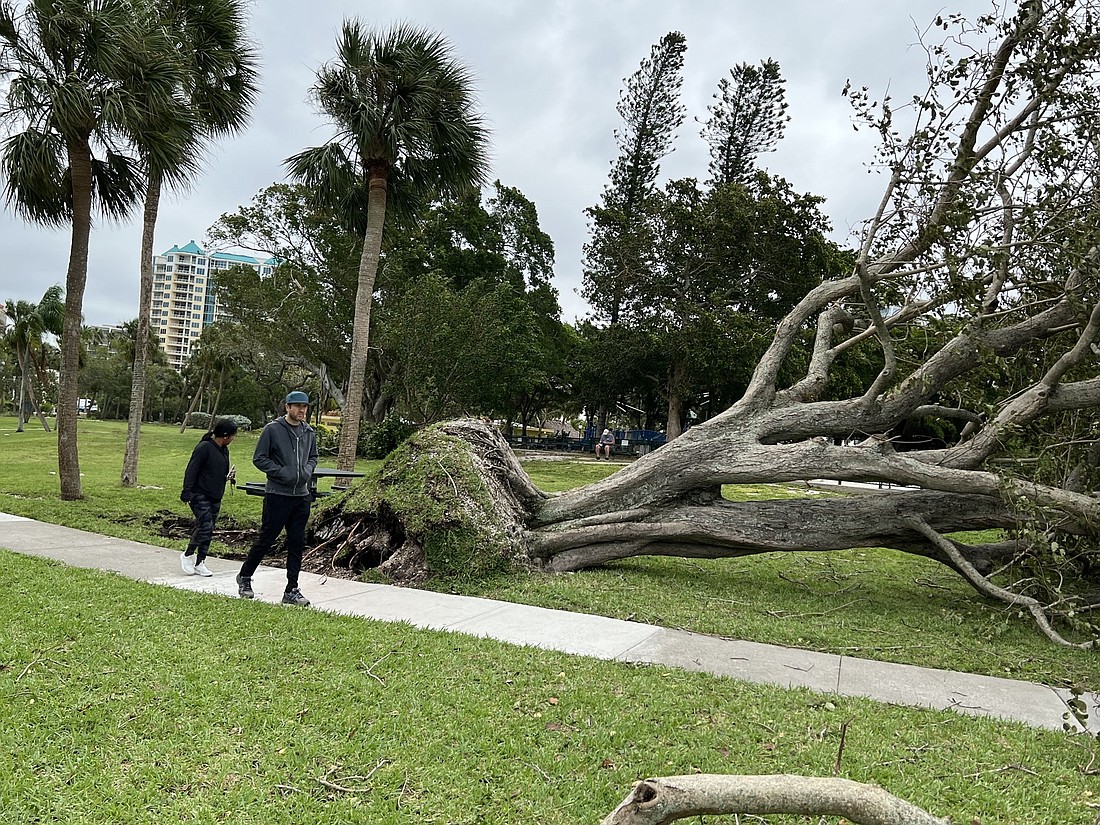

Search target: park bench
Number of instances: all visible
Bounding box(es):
[243,467,364,500]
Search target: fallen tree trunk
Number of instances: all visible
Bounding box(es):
[601,775,949,825]
[308,419,1028,582]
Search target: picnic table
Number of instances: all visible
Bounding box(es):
[243,467,365,500]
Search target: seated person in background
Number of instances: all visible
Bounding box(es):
[596,428,615,460]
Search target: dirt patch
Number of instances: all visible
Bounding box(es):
[146,510,256,551]
[141,509,360,580]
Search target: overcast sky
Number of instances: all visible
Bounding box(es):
[2,0,990,327]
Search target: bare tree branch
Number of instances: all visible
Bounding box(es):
[600,775,949,825]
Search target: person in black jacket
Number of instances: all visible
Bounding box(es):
[180,418,239,576]
[236,391,318,605]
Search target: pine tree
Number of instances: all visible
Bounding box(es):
[702,58,789,186]
[581,32,687,326]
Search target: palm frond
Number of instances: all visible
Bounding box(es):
[291,19,490,231]
[1,128,70,225]
[285,143,371,234]
[90,149,144,220]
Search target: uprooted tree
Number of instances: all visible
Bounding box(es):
[311,1,1100,647]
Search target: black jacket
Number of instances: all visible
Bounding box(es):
[181,438,231,502]
[253,417,318,497]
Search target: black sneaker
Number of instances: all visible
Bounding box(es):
[282,587,310,607]
[236,573,254,599]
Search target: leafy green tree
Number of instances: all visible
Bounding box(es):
[1,1,185,498]
[378,274,539,424]
[581,31,687,327]
[78,325,135,419]
[2,284,63,431]
[702,58,789,186]
[286,20,489,471]
[180,321,308,427]
[377,183,568,430]
[145,361,185,424]
[122,0,258,487]
[488,182,557,293]
[569,321,667,432]
[646,174,847,437]
[207,183,361,405]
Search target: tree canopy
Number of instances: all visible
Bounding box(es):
[1,0,193,498]
[122,0,259,487]
[286,20,490,471]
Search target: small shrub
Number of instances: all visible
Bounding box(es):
[315,423,339,456]
[187,412,212,430]
[359,413,417,459]
[186,412,252,431]
[221,414,252,431]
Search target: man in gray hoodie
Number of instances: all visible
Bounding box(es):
[236,391,318,605]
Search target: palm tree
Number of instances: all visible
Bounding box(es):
[0,1,187,499]
[121,0,259,487]
[286,21,489,471]
[177,320,241,432]
[3,285,64,432]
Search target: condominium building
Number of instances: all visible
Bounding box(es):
[151,241,276,371]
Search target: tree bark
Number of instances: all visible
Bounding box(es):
[24,367,51,432]
[57,136,95,500]
[601,775,949,825]
[178,365,209,433]
[531,489,1017,577]
[14,345,29,432]
[337,171,387,472]
[122,176,162,487]
[665,361,685,441]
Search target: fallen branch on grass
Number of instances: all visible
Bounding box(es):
[600,774,949,825]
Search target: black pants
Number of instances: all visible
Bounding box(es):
[240,493,311,590]
[186,496,222,562]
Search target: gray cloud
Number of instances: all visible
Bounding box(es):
[1,0,989,327]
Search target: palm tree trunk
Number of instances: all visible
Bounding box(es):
[13,343,29,433]
[25,372,52,432]
[15,345,29,433]
[122,177,162,486]
[179,365,209,433]
[208,363,227,425]
[57,137,95,500]
[337,172,387,472]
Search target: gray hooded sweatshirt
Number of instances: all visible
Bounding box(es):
[252,417,318,497]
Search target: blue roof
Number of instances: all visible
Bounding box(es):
[158,241,271,266]
[211,252,263,264]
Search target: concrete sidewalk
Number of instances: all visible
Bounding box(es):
[2,511,1096,734]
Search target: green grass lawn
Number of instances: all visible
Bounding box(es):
[2,416,1099,696]
[2,552,1096,824]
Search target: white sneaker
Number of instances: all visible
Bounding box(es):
[180,553,196,575]
[194,561,213,577]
